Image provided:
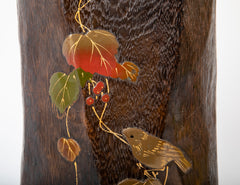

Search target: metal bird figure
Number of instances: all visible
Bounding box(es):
[122,127,192,174]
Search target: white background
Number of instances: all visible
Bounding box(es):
[0,0,239,184]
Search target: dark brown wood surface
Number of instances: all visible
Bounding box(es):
[18,0,217,184]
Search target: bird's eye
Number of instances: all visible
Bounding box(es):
[130,135,134,138]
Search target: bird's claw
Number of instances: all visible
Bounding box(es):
[144,170,153,178]
[137,162,144,169]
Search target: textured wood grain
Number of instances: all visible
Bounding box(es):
[62,1,183,184]
[18,0,99,184]
[19,0,217,185]
[164,1,217,185]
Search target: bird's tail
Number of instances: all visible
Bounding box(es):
[174,157,192,174]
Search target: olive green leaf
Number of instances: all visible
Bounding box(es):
[75,68,93,88]
[49,71,80,113]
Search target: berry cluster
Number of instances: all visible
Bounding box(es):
[86,81,110,106]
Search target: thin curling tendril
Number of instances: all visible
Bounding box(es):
[75,0,92,33]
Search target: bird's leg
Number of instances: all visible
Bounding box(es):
[137,162,153,178]
[144,170,154,179]
[151,171,158,178]
[146,166,165,173]
[136,162,154,178]
[145,166,168,183]
[137,162,144,169]
[163,166,169,185]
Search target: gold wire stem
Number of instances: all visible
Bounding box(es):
[75,13,84,32]
[105,78,110,94]
[75,0,92,33]
[77,0,82,9]
[66,106,71,138]
[99,103,107,121]
[89,79,97,87]
[80,0,91,10]
[76,0,85,32]
[91,105,129,145]
[88,82,91,95]
[90,79,97,84]
[92,105,110,133]
[91,105,121,136]
[74,161,78,185]
[92,105,119,136]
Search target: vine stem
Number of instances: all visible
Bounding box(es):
[91,77,129,145]
[74,161,78,185]
[105,78,109,94]
[91,105,129,145]
[88,82,91,95]
[75,0,92,33]
[64,1,93,185]
[66,106,71,138]
[65,106,78,185]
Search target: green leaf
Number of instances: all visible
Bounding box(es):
[75,68,93,88]
[49,71,80,113]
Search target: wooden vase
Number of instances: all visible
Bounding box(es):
[18,0,217,184]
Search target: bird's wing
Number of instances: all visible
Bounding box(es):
[156,140,184,157]
[143,139,184,159]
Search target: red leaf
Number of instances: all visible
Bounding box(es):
[62,30,139,81]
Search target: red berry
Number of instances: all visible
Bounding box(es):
[86,97,94,106]
[101,94,110,103]
[93,81,104,95]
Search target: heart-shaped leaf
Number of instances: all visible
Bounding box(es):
[118,178,144,185]
[49,70,80,113]
[118,178,162,185]
[62,30,139,81]
[145,178,162,185]
[117,61,139,82]
[75,67,93,88]
[57,138,81,162]
[118,179,144,185]
[62,30,118,77]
